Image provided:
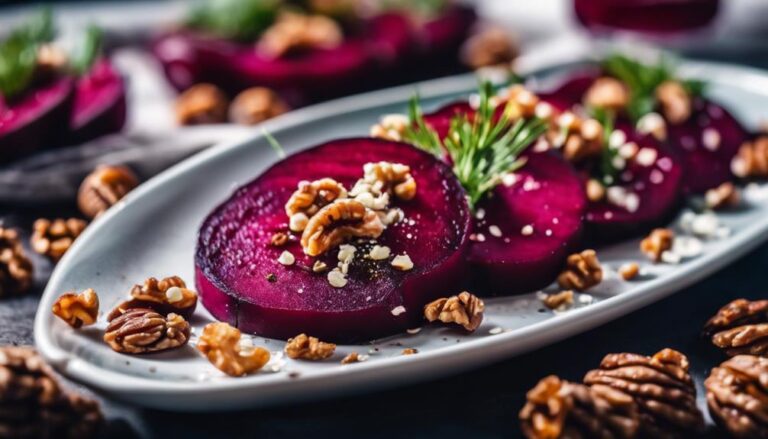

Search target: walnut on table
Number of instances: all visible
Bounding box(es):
[174,83,229,126]
[0,227,33,298]
[77,165,139,219]
[30,218,87,262]
[519,375,640,439]
[108,276,198,320]
[104,308,190,354]
[52,288,99,329]
[284,333,335,360]
[424,292,484,332]
[583,348,705,438]
[196,322,271,377]
[0,346,102,438]
[640,228,674,263]
[732,136,768,179]
[229,87,289,125]
[703,298,768,357]
[705,355,768,438]
[557,249,603,291]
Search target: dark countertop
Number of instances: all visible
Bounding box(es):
[1,207,762,438]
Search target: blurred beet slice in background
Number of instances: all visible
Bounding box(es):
[574,0,720,34]
[67,59,127,145]
[196,139,471,342]
[0,77,73,163]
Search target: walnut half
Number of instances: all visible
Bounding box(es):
[104,308,190,354]
[108,276,197,320]
[196,322,271,377]
[557,249,603,291]
[284,333,336,360]
[301,199,384,256]
[30,218,87,262]
[424,291,484,332]
[52,289,99,329]
[703,298,768,357]
[285,178,348,232]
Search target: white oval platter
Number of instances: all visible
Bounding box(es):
[35,55,768,411]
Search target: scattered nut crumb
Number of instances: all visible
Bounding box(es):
[391,253,413,271]
[270,232,288,247]
[705,182,740,210]
[542,290,574,310]
[284,333,336,360]
[51,288,99,328]
[312,260,328,273]
[327,268,347,288]
[402,348,418,355]
[640,228,674,262]
[618,262,640,281]
[341,352,362,364]
[368,245,391,260]
[391,305,406,316]
[557,249,603,291]
[277,250,295,266]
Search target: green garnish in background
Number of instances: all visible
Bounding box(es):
[0,8,55,99]
[187,0,281,41]
[70,25,103,76]
[404,81,548,209]
[602,54,705,122]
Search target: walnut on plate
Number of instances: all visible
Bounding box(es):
[0,346,102,438]
[30,218,87,262]
[196,322,271,377]
[51,288,99,329]
[547,112,604,163]
[104,308,190,354]
[108,276,197,320]
[78,165,139,219]
[257,11,342,58]
[732,136,768,179]
[459,26,518,70]
[655,80,692,125]
[705,355,768,438]
[583,348,705,438]
[229,87,289,125]
[640,228,674,262]
[370,114,409,142]
[175,83,229,126]
[0,227,33,298]
[557,249,603,291]
[519,375,640,439]
[583,77,630,112]
[300,199,384,256]
[703,298,768,356]
[424,291,484,332]
[359,162,416,201]
[284,333,335,360]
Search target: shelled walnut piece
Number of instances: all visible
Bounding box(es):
[108,276,198,320]
[104,308,190,354]
[284,333,336,360]
[301,199,384,257]
[557,249,603,291]
[196,322,271,376]
[229,87,289,125]
[584,348,705,437]
[424,291,484,332]
[257,11,342,58]
[703,298,768,356]
[519,375,640,439]
[584,77,630,112]
[547,112,604,163]
[705,182,740,210]
[731,136,768,179]
[655,80,692,125]
[460,26,518,70]
[0,346,102,438]
[705,355,768,438]
[52,289,99,329]
[359,162,417,201]
[0,227,33,298]
[370,114,409,141]
[175,83,228,125]
[285,178,348,232]
[542,290,574,311]
[640,228,674,262]
[78,165,139,219]
[30,218,87,262]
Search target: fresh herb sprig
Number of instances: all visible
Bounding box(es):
[187,0,281,42]
[404,82,548,209]
[590,107,619,185]
[602,54,705,122]
[70,25,102,76]
[0,8,55,99]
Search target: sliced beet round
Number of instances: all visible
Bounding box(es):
[0,77,73,163]
[666,99,748,193]
[422,102,587,295]
[196,138,471,342]
[469,151,586,294]
[584,122,683,240]
[67,59,127,145]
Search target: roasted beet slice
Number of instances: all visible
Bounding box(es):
[196,138,471,342]
[67,59,127,145]
[470,151,586,294]
[666,99,748,193]
[422,102,587,295]
[0,77,73,163]
[585,122,683,240]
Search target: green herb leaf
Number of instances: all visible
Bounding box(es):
[379,0,447,17]
[404,81,548,209]
[70,25,102,75]
[602,53,705,122]
[0,8,55,99]
[187,0,281,41]
[589,107,620,184]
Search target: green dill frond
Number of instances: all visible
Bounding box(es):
[0,8,56,99]
[404,81,548,209]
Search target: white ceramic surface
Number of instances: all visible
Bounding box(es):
[35,58,768,411]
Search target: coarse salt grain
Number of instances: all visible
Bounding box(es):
[165,286,183,303]
[327,269,347,288]
[337,244,356,263]
[489,225,502,237]
[368,245,391,260]
[278,250,295,266]
[702,128,721,151]
[521,225,534,236]
[391,254,414,271]
[391,306,406,316]
[635,148,658,167]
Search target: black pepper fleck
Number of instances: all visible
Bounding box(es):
[266,273,277,283]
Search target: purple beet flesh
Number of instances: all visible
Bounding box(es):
[196,138,471,342]
[0,77,73,163]
[67,59,127,145]
[422,102,587,295]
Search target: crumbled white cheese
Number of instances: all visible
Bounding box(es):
[521,225,534,236]
[502,173,519,187]
[671,236,704,259]
[391,254,414,271]
[619,142,639,159]
[327,269,347,288]
[337,244,356,264]
[278,250,295,266]
[165,286,184,303]
[661,251,681,264]
[635,148,658,167]
[368,245,391,261]
[488,225,502,237]
[636,112,666,140]
[535,102,554,120]
[702,128,721,151]
[391,306,406,316]
[489,327,504,335]
[609,130,627,149]
[475,208,486,220]
[289,213,309,232]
